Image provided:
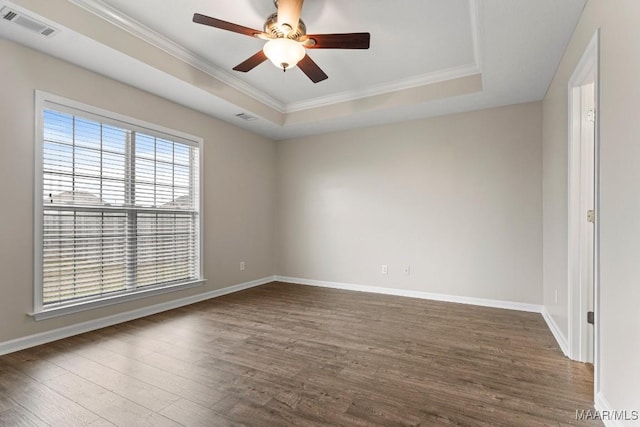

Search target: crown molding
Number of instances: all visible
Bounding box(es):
[284,0,483,113]
[67,0,484,116]
[470,0,483,72]
[67,0,286,113]
[284,63,481,113]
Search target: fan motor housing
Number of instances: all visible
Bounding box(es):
[264,12,306,39]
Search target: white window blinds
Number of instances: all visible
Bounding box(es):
[38,101,202,311]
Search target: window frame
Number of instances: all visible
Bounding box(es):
[33,91,205,320]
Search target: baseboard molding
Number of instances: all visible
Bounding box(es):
[541,306,570,357]
[594,392,624,427]
[275,276,542,313]
[0,276,276,356]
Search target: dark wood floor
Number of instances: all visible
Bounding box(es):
[0,282,599,426]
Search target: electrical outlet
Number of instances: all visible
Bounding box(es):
[240,261,245,271]
[381,264,388,275]
[403,266,410,276]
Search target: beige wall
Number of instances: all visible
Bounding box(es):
[0,38,276,343]
[277,102,543,305]
[543,0,640,415]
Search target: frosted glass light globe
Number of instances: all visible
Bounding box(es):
[263,38,305,71]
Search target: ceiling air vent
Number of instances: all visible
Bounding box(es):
[3,10,16,21]
[235,113,258,121]
[1,6,57,37]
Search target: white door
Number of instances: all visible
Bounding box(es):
[569,74,597,364]
[580,82,595,364]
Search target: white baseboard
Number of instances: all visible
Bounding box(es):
[0,276,562,358]
[541,306,570,357]
[0,276,276,356]
[594,392,624,427]
[275,276,542,313]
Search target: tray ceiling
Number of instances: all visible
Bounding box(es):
[0,0,586,139]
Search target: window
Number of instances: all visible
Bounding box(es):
[34,92,203,319]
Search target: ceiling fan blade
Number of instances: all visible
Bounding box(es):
[298,54,328,83]
[193,13,267,38]
[277,0,304,33]
[233,51,268,72]
[302,33,371,49]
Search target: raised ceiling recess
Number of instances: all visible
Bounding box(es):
[0,0,586,139]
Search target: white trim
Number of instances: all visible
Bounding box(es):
[276,276,542,313]
[594,392,624,427]
[67,0,285,113]
[469,0,483,72]
[541,307,569,357]
[33,92,44,313]
[31,280,206,321]
[198,121,205,294]
[284,64,480,113]
[591,29,602,402]
[285,0,482,113]
[0,276,276,356]
[38,91,203,146]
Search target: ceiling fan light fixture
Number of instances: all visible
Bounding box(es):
[263,38,305,71]
[193,0,371,83]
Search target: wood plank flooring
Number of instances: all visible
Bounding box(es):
[0,282,600,426]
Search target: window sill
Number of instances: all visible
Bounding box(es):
[30,279,206,321]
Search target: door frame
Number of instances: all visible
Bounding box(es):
[567,29,600,392]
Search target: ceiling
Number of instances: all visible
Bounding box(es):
[0,0,586,140]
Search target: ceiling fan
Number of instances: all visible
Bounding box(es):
[192,0,371,83]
